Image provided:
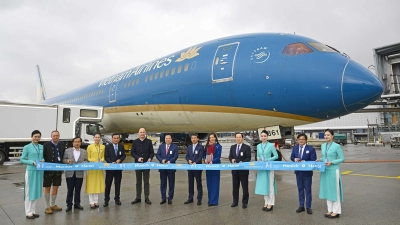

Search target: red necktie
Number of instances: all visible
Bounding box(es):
[166,145,169,155]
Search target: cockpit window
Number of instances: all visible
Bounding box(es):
[307,42,336,52]
[282,43,313,55]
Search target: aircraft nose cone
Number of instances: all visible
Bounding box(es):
[342,60,383,112]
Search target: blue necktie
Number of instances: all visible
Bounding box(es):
[114,145,118,156]
[236,145,240,157]
[193,144,196,154]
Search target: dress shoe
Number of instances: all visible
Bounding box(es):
[168,199,172,205]
[184,199,194,204]
[32,213,40,218]
[160,199,166,204]
[45,207,53,214]
[242,204,248,209]
[145,198,152,205]
[115,200,122,205]
[307,208,313,214]
[131,199,141,204]
[296,207,305,213]
[65,206,72,212]
[50,205,62,211]
[265,205,274,211]
[103,202,109,207]
[208,204,217,207]
[328,214,340,219]
[74,205,84,210]
[231,203,238,207]
[197,200,201,205]
[26,215,35,219]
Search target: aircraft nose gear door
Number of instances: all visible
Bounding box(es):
[109,83,118,103]
[212,42,240,83]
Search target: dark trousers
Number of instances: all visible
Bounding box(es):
[105,170,122,201]
[296,174,312,208]
[232,173,249,205]
[160,170,175,200]
[135,169,150,199]
[188,170,203,200]
[66,172,83,207]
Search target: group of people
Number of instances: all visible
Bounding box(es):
[20,128,344,220]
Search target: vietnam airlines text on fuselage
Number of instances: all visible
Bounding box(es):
[42,33,383,133]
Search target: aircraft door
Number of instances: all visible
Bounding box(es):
[109,82,118,103]
[212,42,240,83]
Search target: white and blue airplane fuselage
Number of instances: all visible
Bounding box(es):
[42,33,383,134]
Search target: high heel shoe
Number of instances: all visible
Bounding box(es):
[328,214,340,219]
[265,205,273,211]
[324,212,332,218]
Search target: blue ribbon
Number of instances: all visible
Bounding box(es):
[36,160,325,172]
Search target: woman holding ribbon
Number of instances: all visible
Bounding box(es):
[204,133,222,206]
[319,129,345,219]
[20,130,44,219]
[85,133,105,208]
[255,130,278,211]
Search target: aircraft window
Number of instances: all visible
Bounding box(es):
[124,82,127,88]
[128,81,131,87]
[160,71,164,78]
[307,42,336,52]
[184,63,189,72]
[177,65,182,73]
[131,80,135,86]
[191,61,196,70]
[282,43,313,55]
[155,72,158,79]
[145,76,148,82]
[166,69,170,76]
[171,67,175,75]
[102,89,104,94]
[136,79,139,84]
[150,74,153,81]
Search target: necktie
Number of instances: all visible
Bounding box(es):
[114,145,118,156]
[193,144,196,154]
[166,145,169,155]
[299,146,304,159]
[236,145,240,157]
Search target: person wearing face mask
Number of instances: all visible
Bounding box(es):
[20,130,45,219]
[290,133,317,215]
[318,129,345,219]
[255,130,278,212]
[85,133,105,208]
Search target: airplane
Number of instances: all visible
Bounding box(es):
[39,33,383,142]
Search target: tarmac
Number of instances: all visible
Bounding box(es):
[0,143,399,225]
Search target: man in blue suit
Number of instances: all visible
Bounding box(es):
[156,134,178,205]
[184,134,204,205]
[290,133,317,214]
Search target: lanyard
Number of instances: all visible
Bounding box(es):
[95,144,101,161]
[31,143,40,158]
[261,142,268,160]
[325,142,333,158]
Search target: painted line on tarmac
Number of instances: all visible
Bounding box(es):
[341,170,400,179]
[344,160,400,163]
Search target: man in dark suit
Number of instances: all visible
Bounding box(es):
[184,134,204,205]
[156,134,178,205]
[228,133,251,209]
[43,130,66,214]
[103,133,126,207]
[62,137,87,212]
[131,128,154,205]
[290,133,317,214]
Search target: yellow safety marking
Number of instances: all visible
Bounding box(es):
[341,170,400,179]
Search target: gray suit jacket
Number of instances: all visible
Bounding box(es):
[62,147,87,178]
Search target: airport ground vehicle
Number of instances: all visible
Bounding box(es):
[0,102,103,164]
[334,133,348,145]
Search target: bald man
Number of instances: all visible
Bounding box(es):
[131,128,154,205]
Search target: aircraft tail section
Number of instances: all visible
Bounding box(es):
[37,65,47,103]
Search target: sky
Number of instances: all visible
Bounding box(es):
[1,0,399,103]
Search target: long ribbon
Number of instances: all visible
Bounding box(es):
[36,160,325,172]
